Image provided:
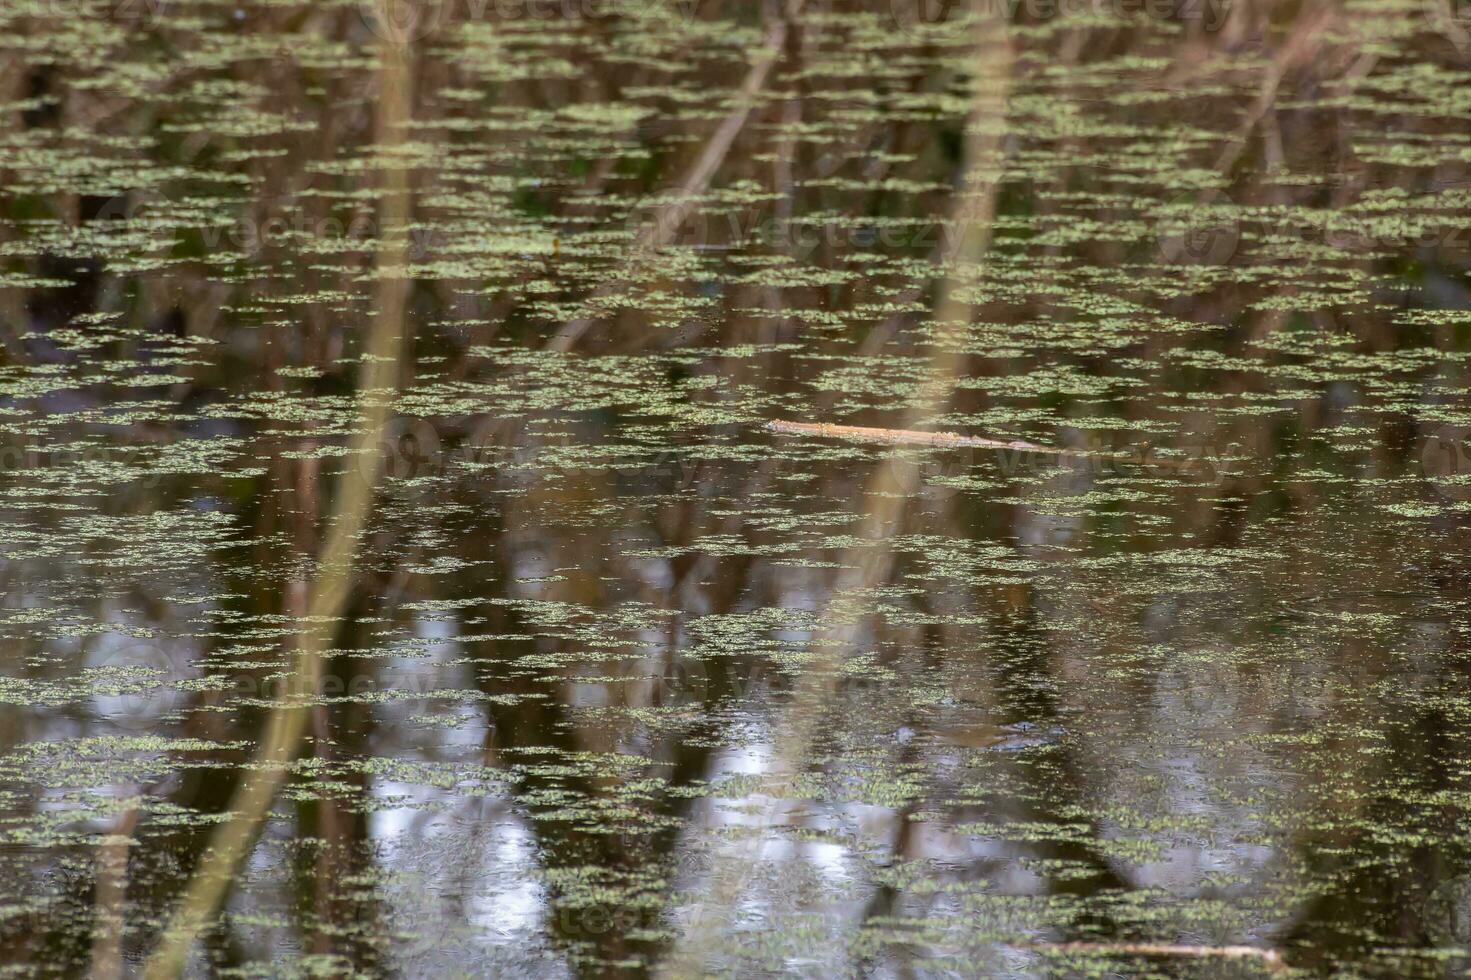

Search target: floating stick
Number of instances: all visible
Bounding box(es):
[767,419,1064,455]
[765,419,1210,471]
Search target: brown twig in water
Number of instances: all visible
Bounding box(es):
[765,419,1211,472]
[768,419,1057,454]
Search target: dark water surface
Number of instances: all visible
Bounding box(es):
[3,0,1471,976]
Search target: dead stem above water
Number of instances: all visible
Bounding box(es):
[765,419,1212,471]
[768,419,1059,453]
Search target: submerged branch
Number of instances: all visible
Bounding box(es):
[140,13,414,979]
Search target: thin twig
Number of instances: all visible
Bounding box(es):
[768,419,1058,455]
[765,419,1210,472]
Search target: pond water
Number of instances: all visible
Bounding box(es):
[3,0,1471,976]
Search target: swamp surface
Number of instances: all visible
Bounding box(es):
[2,0,1471,976]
